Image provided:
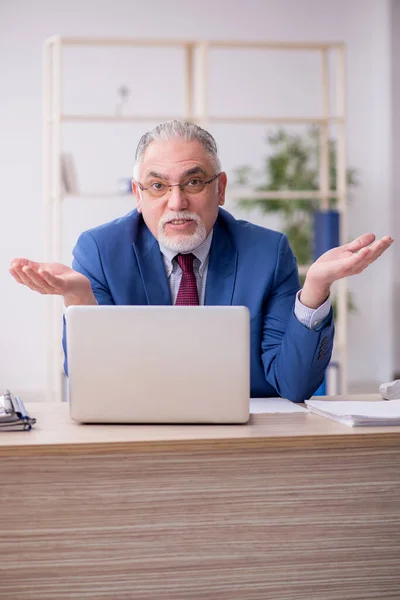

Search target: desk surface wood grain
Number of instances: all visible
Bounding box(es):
[1,395,400,599]
[0,394,399,456]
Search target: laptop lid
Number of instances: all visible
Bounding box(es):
[66,305,250,424]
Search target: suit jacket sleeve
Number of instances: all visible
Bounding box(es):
[63,231,115,375]
[72,231,115,305]
[261,234,334,402]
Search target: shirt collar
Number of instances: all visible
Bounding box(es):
[160,229,214,277]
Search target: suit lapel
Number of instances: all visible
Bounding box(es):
[205,218,238,306]
[132,219,172,306]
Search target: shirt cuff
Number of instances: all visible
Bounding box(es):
[294,290,331,330]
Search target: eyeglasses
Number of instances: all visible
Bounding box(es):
[135,172,221,199]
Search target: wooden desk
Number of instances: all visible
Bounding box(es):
[1,397,400,599]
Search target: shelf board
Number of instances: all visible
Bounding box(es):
[233,190,338,200]
[209,116,343,125]
[208,40,345,51]
[59,114,184,123]
[57,37,344,52]
[57,114,344,125]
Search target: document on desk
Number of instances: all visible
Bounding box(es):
[305,398,400,426]
[250,397,307,414]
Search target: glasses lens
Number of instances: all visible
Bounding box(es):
[184,179,206,194]
[143,177,210,198]
[146,182,169,198]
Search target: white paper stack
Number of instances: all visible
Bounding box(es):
[305,398,400,427]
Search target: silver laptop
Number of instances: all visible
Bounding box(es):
[65,305,250,424]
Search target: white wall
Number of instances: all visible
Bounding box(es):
[392,0,400,376]
[0,0,394,398]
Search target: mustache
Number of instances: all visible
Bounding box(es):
[159,211,201,228]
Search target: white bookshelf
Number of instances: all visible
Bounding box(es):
[44,36,348,402]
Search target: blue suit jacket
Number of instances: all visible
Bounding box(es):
[64,208,334,401]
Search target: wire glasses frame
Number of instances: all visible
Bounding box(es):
[135,172,221,198]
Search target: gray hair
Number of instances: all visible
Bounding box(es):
[133,120,221,179]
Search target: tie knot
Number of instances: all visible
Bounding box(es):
[177,253,195,273]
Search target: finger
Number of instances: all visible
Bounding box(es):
[346,233,376,253]
[352,257,374,275]
[341,247,371,275]
[10,258,30,269]
[380,235,394,244]
[9,267,25,285]
[19,268,48,293]
[17,270,47,294]
[22,266,55,294]
[368,235,393,250]
[38,269,65,294]
[10,258,41,270]
[362,237,393,265]
[325,237,393,280]
[342,241,389,276]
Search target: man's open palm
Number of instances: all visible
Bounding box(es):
[9,258,94,305]
[307,233,393,286]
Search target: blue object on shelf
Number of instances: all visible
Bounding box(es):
[312,210,340,395]
[313,210,340,259]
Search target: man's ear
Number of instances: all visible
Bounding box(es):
[218,172,227,206]
[132,180,142,213]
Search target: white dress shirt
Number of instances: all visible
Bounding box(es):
[159,231,331,330]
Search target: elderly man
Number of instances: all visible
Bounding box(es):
[10,121,392,400]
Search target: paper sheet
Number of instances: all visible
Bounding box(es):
[305,399,400,417]
[305,399,400,426]
[250,397,307,414]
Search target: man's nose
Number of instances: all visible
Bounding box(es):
[167,185,188,211]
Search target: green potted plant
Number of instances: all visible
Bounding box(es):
[234,126,357,278]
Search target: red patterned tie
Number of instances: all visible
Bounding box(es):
[175,253,199,306]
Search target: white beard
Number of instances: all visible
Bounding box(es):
[158,211,207,252]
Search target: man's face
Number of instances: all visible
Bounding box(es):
[132,139,227,252]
